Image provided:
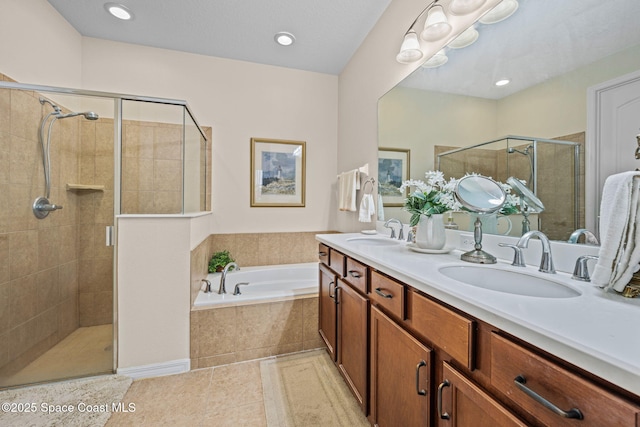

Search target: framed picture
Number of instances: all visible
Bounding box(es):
[250,138,306,207]
[378,147,410,207]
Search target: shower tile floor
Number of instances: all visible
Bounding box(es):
[0,325,113,388]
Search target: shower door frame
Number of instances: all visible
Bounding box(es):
[0,80,208,377]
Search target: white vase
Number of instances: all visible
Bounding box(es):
[415,214,446,250]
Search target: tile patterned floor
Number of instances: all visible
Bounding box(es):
[107,360,268,426]
[0,325,113,388]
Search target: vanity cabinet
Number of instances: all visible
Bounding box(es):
[370,306,432,427]
[318,263,337,361]
[438,362,527,427]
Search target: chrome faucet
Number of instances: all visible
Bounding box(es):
[567,229,599,245]
[219,262,239,294]
[384,218,404,240]
[516,230,555,274]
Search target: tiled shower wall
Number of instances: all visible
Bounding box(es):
[0,74,81,375]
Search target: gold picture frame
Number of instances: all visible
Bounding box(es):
[250,138,306,207]
[378,147,410,207]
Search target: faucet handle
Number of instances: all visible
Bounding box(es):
[398,227,404,241]
[572,255,599,282]
[201,279,212,293]
[499,243,525,267]
[233,282,249,295]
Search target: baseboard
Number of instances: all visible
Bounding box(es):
[117,358,191,379]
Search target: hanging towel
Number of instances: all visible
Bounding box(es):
[338,170,358,212]
[359,194,376,222]
[591,171,640,292]
[377,193,385,221]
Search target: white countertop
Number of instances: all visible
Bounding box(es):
[316,231,640,396]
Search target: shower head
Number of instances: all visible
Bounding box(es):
[507,144,533,156]
[56,111,99,121]
[39,97,61,113]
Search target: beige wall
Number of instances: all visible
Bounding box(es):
[0,0,82,88]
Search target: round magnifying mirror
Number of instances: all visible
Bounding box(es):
[455,175,506,213]
[506,176,544,213]
[455,175,506,264]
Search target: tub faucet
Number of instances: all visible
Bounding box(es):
[384,218,404,240]
[567,228,599,245]
[516,230,555,274]
[219,262,239,294]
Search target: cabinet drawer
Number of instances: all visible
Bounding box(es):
[411,290,475,370]
[329,249,346,277]
[345,257,368,294]
[491,333,640,427]
[369,270,404,319]
[318,243,330,265]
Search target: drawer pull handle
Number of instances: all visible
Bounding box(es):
[348,270,362,278]
[437,379,451,420]
[318,251,328,257]
[375,288,393,299]
[514,375,583,420]
[415,360,427,396]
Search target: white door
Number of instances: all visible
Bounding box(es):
[586,70,640,236]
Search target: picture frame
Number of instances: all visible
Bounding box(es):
[250,138,306,207]
[378,147,410,207]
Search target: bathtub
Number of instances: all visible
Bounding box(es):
[193,262,318,308]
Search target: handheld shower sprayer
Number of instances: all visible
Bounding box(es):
[33,98,100,219]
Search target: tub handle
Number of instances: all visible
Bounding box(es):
[233,282,249,296]
[201,279,212,293]
[375,287,393,299]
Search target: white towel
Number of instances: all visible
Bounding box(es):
[359,194,376,222]
[591,171,640,292]
[377,193,385,221]
[338,170,358,212]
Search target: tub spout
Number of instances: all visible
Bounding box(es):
[219,262,239,294]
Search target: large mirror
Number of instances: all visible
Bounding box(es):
[378,0,640,241]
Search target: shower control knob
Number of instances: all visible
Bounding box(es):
[32,196,63,219]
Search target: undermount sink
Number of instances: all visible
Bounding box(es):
[346,237,401,246]
[438,266,581,298]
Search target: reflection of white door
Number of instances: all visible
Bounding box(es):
[586,70,640,236]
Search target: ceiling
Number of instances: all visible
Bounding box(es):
[47,0,392,75]
[401,0,640,99]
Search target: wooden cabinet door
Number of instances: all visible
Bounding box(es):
[319,264,337,361]
[438,362,527,427]
[337,279,369,412]
[370,306,431,427]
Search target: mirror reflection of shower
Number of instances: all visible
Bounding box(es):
[33,97,99,219]
[507,144,533,189]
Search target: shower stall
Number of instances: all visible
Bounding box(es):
[437,136,581,240]
[0,77,210,389]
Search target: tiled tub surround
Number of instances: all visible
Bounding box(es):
[189,232,333,369]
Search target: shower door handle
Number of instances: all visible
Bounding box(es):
[106,226,114,247]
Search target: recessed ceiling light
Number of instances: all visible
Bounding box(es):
[274,32,296,46]
[495,79,511,86]
[104,3,133,21]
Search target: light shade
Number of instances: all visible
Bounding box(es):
[450,0,487,15]
[421,50,448,68]
[396,31,424,64]
[480,0,519,24]
[448,26,479,49]
[421,5,452,42]
[104,3,133,20]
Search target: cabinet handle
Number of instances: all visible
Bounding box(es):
[437,380,451,420]
[348,270,362,278]
[328,281,335,299]
[374,288,393,299]
[415,360,427,396]
[318,251,328,257]
[514,375,583,420]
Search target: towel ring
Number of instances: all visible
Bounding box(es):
[362,178,375,194]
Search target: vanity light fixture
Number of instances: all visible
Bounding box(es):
[495,78,511,86]
[450,0,487,15]
[421,50,448,68]
[448,26,479,49]
[480,0,519,24]
[396,30,424,63]
[274,32,296,46]
[421,5,452,42]
[104,3,133,20]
